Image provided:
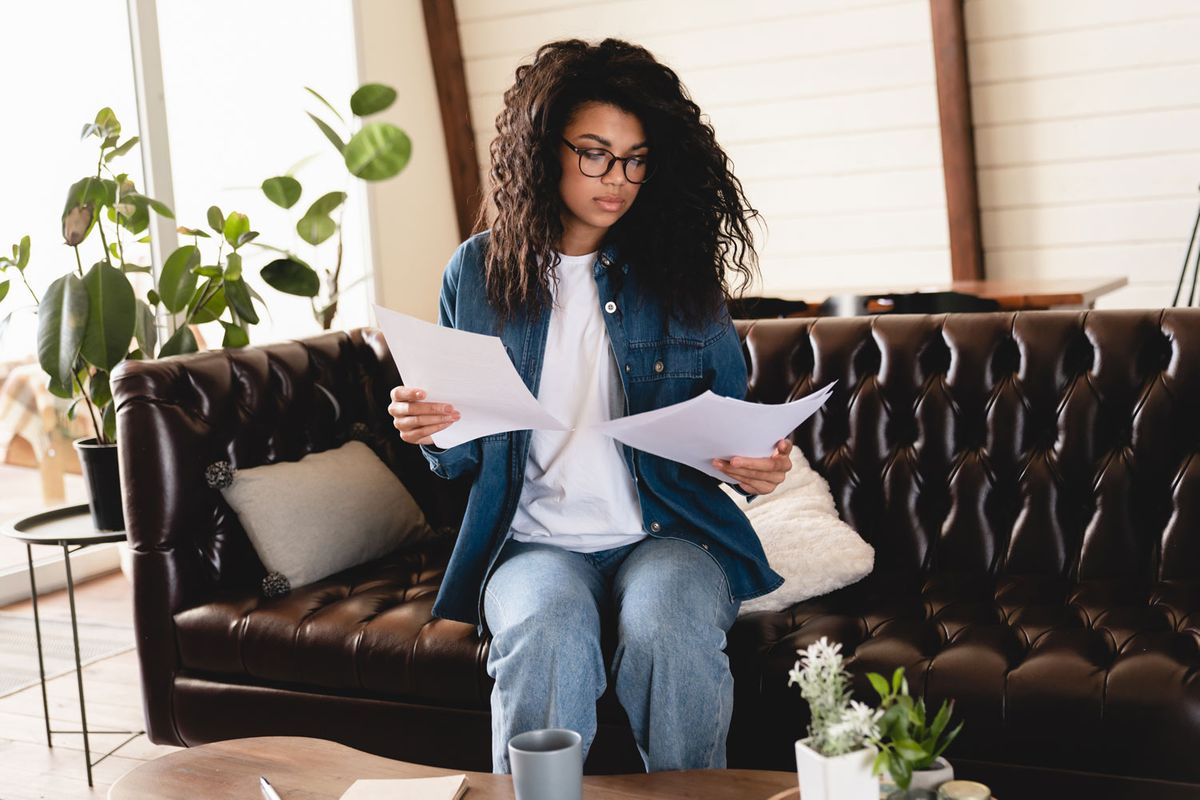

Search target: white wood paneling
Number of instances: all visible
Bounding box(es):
[966,0,1200,309]
[456,0,948,294]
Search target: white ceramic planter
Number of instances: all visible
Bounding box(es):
[882,756,955,796]
[794,738,879,800]
[910,756,954,791]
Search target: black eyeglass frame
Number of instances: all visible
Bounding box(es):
[561,138,656,184]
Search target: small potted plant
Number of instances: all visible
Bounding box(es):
[788,636,883,800]
[866,666,963,798]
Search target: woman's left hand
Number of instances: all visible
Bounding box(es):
[712,438,794,496]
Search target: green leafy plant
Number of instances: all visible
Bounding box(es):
[256,83,411,330]
[17,107,267,445]
[865,667,964,790]
[0,234,34,342]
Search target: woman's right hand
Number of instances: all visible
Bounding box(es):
[388,386,461,445]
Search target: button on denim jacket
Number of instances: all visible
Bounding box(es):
[419,230,784,634]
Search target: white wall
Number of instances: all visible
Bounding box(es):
[456,0,950,296]
[966,0,1200,309]
[355,0,464,323]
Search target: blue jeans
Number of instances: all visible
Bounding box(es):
[482,535,741,774]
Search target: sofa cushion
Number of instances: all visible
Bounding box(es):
[733,570,1200,782]
[173,539,491,709]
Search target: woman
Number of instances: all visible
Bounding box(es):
[387,38,791,774]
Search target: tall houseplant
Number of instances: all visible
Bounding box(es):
[17,107,268,530]
[255,83,411,330]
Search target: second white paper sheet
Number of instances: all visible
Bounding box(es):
[374,305,569,449]
[591,383,836,482]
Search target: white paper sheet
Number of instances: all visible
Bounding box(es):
[339,774,469,800]
[591,383,836,481]
[374,305,569,449]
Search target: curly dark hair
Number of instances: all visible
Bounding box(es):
[473,37,765,330]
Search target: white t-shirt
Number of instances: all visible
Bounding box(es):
[509,249,647,552]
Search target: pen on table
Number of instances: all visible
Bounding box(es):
[260,775,283,800]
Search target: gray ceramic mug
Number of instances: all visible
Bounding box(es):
[508,728,583,800]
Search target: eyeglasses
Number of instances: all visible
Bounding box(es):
[561,138,655,184]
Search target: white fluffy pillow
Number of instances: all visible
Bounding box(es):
[721,447,874,615]
[219,440,437,593]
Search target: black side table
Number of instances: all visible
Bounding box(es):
[2,504,144,787]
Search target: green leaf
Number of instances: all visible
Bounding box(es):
[0,281,8,304]
[80,260,136,371]
[224,278,259,325]
[90,369,112,408]
[296,213,335,246]
[220,320,249,348]
[16,235,29,270]
[147,289,160,306]
[101,402,116,443]
[158,324,197,358]
[868,672,890,700]
[262,176,302,209]
[207,205,225,234]
[130,193,174,219]
[223,212,250,249]
[158,245,200,313]
[177,226,211,238]
[61,177,107,246]
[305,86,346,124]
[305,191,347,219]
[133,299,157,357]
[103,135,140,163]
[892,667,905,694]
[37,274,89,389]
[350,83,397,116]
[260,258,320,297]
[192,265,223,278]
[225,252,242,281]
[189,284,226,324]
[94,107,121,139]
[236,231,259,248]
[121,263,153,274]
[343,121,411,181]
[307,112,345,154]
[894,738,927,762]
[46,373,74,399]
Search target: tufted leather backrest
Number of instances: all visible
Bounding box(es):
[735,310,1200,587]
[112,328,471,611]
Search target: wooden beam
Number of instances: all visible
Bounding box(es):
[930,0,985,280]
[422,0,483,241]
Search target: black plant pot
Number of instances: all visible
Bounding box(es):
[73,437,125,532]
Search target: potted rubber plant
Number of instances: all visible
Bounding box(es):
[256,82,411,330]
[866,666,963,798]
[788,636,883,800]
[19,107,268,531]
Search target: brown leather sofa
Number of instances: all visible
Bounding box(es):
[112,310,1200,798]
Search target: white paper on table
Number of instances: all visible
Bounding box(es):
[591,382,837,482]
[373,305,569,449]
[339,774,469,800]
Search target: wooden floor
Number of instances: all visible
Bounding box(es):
[0,570,180,799]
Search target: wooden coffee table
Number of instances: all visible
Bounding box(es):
[107,736,798,799]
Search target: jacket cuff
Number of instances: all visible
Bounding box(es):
[419,440,478,480]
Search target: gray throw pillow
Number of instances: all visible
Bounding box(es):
[218,440,437,594]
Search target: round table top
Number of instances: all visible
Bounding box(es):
[107,736,799,799]
[1,503,127,546]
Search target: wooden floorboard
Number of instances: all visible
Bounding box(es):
[0,570,179,799]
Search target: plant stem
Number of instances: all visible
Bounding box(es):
[74,246,84,278]
[71,367,105,446]
[19,271,39,305]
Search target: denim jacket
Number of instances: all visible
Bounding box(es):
[419,230,784,634]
